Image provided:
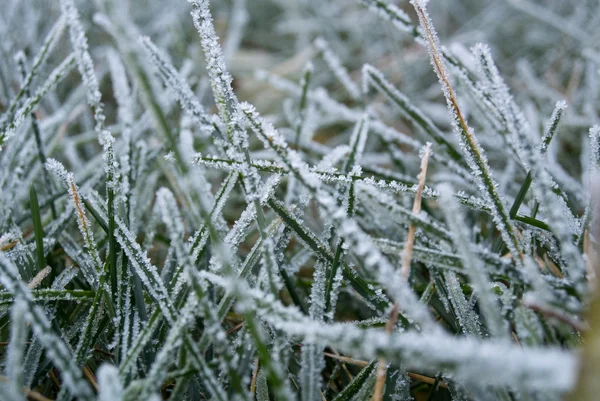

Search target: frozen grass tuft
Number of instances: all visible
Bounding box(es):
[0,0,599,400]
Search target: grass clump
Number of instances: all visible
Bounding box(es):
[0,0,599,400]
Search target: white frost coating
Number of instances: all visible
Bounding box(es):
[510,106,586,282]
[108,48,135,205]
[155,188,186,244]
[443,269,482,336]
[438,183,508,339]
[410,0,522,263]
[241,99,436,325]
[309,260,326,322]
[5,296,27,401]
[188,1,282,293]
[140,275,228,401]
[326,267,344,321]
[0,255,95,401]
[202,270,577,392]
[362,64,446,146]
[0,15,66,128]
[471,43,534,170]
[51,266,79,290]
[364,69,474,184]
[45,159,103,281]
[191,153,285,175]
[119,277,132,358]
[143,296,211,398]
[316,145,350,171]
[335,213,435,327]
[188,0,239,124]
[358,0,414,34]
[255,69,302,96]
[358,182,451,240]
[1,54,76,144]
[589,125,600,175]
[301,259,326,401]
[61,0,124,224]
[0,256,31,303]
[97,364,124,401]
[114,216,176,323]
[315,37,361,101]
[343,113,370,172]
[217,174,280,268]
[107,50,134,127]
[141,36,213,133]
[60,0,101,108]
[187,172,238,264]
[240,102,321,190]
[539,100,567,156]
[154,187,193,292]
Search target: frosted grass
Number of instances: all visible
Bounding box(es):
[0,0,595,399]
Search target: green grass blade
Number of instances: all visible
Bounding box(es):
[29,185,46,273]
[332,360,377,401]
